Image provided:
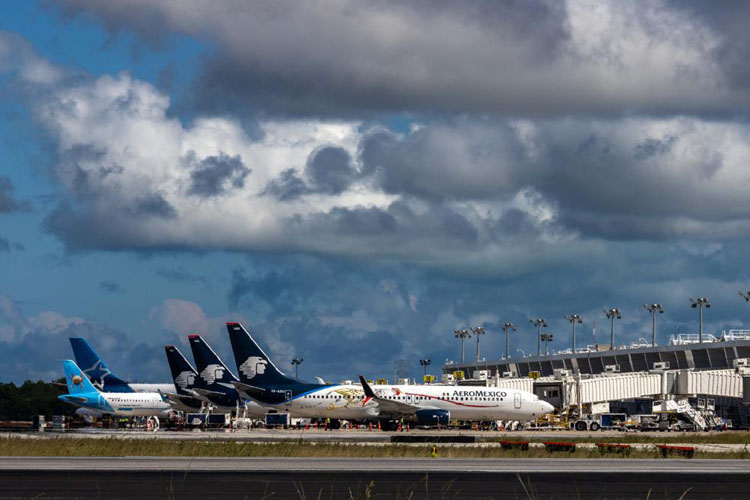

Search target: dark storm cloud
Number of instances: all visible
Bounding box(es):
[633,136,678,161]
[0,176,31,213]
[263,169,308,201]
[359,126,528,201]
[300,201,479,242]
[668,0,750,88]
[98,280,122,294]
[187,153,250,198]
[127,192,177,218]
[264,146,356,201]
[52,0,750,117]
[305,147,356,195]
[57,145,124,197]
[43,201,176,252]
[228,268,300,310]
[351,118,750,241]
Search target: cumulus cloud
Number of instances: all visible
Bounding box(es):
[3,27,750,278]
[53,0,750,116]
[149,298,208,336]
[10,62,747,271]
[0,293,185,383]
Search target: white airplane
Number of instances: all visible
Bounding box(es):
[225,322,554,430]
[59,360,172,418]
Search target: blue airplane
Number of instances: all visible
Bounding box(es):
[59,360,171,417]
[70,338,174,393]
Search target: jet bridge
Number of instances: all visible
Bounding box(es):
[482,367,747,407]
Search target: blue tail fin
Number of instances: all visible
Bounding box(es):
[164,345,203,395]
[62,359,99,395]
[188,334,239,386]
[226,322,296,386]
[69,338,133,393]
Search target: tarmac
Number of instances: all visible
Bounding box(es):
[1,457,748,499]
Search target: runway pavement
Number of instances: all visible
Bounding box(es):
[1,456,749,473]
[0,457,748,499]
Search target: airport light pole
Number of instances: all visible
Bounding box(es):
[291,357,304,379]
[501,322,516,360]
[419,359,431,379]
[690,297,711,343]
[643,303,664,346]
[471,326,486,362]
[540,333,554,356]
[530,318,548,357]
[565,314,583,353]
[454,329,471,363]
[603,308,622,350]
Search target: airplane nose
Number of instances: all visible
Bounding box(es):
[541,401,554,414]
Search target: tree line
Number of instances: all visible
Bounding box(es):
[0,380,76,421]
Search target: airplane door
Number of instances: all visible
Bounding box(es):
[285,390,292,402]
[405,394,413,404]
[514,393,521,409]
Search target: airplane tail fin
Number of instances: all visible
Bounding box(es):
[164,345,202,395]
[69,338,133,392]
[188,334,239,386]
[62,359,99,395]
[226,322,296,387]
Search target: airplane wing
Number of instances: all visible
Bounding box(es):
[65,395,89,404]
[358,375,420,415]
[192,388,229,398]
[231,381,287,405]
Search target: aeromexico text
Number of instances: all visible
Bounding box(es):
[450,390,507,398]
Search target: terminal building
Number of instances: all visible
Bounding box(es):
[442,331,750,429]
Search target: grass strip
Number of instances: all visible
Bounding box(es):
[1,437,749,459]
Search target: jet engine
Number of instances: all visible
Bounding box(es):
[415,409,450,426]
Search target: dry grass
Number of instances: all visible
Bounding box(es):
[1,436,749,459]
[494,432,750,444]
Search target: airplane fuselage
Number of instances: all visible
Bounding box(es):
[60,391,171,417]
[258,383,550,421]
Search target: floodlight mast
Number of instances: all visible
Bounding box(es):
[419,358,431,378]
[530,318,548,357]
[540,332,554,355]
[643,303,664,346]
[454,329,471,363]
[565,314,583,353]
[603,308,622,351]
[471,326,486,362]
[501,322,516,360]
[291,357,304,379]
[689,297,711,343]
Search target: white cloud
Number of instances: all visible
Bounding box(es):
[149,298,208,336]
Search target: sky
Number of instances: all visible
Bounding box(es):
[2,0,750,384]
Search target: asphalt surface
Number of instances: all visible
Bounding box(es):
[0,458,748,499]
[1,456,749,473]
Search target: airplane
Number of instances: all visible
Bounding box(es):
[58,360,172,418]
[163,345,207,412]
[70,338,175,393]
[188,334,267,417]
[225,322,554,430]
